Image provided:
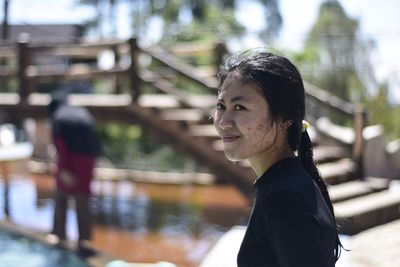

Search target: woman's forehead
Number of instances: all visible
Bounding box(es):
[219,75,263,99]
[218,88,266,110]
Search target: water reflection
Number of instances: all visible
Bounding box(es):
[0,174,250,267]
[90,179,249,233]
[0,229,90,267]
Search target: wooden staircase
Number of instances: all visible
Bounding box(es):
[0,38,399,235]
[138,46,400,235]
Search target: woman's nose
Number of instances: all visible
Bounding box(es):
[216,111,234,130]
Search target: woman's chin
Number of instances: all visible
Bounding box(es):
[224,151,245,162]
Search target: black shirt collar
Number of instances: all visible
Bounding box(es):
[253,157,300,189]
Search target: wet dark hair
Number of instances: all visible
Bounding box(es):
[217,49,342,261]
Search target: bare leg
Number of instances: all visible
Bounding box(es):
[52,190,68,240]
[75,193,92,241]
[75,193,96,258]
[0,162,10,217]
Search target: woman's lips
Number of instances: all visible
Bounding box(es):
[222,135,240,142]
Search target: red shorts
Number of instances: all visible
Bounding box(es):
[55,137,95,195]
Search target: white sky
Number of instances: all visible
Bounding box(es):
[2,0,399,102]
[280,0,400,103]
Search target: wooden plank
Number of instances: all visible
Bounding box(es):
[304,81,354,118]
[334,190,400,235]
[329,180,388,203]
[313,145,348,163]
[143,46,218,91]
[160,109,205,122]
[143,71,216,115]
[188,124,219,139]
[26,64,128,80]
[168,42,214,56]
[0,93,19,105]
[186,95,216,109]
[138,94,180,109]
[335,190,400,217]
[318,159,356,184]
[0,92,185,109]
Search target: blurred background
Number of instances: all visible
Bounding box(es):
[2,0,399,139]
[0,1,399,267]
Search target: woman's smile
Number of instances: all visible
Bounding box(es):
[221,134,240,143]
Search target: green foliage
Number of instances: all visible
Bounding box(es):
[295,0,369,102]
[162,3,245,44]
[174,76,210,94]
[97,122,200,171]
[364,85,400,140]
[290,0,400,137]
[2,78,17,93]
[77,0,282,45]
[92,78,114,94]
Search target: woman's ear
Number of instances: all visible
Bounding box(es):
[279,119,293,129]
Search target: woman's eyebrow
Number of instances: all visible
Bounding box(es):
[230,95,247,103]
[217,95,247,103]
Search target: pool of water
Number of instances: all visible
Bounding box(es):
[0,228,89,267]
[0,174,249,267]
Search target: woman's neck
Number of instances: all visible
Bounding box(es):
[248,147,295,177]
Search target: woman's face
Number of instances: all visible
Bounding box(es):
[214,74,286,162]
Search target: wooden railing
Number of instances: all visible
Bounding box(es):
[0,35,366,178]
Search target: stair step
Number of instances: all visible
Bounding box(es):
[160,108,206,123]
[139,94,181,108]
[318,159,355,185]
[188,124,219,139]
[313,146,348,164]
[138,94,215,110]
[328,178,389,203]
[334,189,400,235]
[186,95,216,109]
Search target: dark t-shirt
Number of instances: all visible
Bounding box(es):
[52,104,102,195]
[237,157,337,267]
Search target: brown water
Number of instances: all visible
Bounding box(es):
[0,173,250,267]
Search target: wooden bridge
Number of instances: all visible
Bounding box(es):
[0,36,399,235]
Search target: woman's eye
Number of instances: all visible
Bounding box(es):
[234,105,245,111]
[216,103,225,110]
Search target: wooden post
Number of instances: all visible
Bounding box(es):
[128,37,142,102]
[2,0,9,42]
[112,44,122,94]
[213,41,227,75]
[17,33,33,103]
[352,104,366,179]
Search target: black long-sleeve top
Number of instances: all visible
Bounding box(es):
[237,157,337,267]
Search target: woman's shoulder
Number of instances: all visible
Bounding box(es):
[257,161,318,208]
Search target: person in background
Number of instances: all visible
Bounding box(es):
[0,161,10,217]
[213,50,342,266]
[47,90,102,255]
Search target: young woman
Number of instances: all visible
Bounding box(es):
[213,50,341,267]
